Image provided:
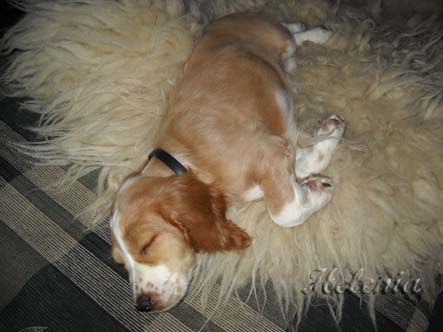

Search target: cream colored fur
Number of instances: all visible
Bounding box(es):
[2,0,443,327]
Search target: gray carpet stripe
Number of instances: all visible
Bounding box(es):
[0,181,193,332]
[373,293,419,331]
[0,220,50,310]
[95,218,112,240]
[187,284,285,332]
[406,309,429,332]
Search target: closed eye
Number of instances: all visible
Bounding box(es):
[140,234,159,256]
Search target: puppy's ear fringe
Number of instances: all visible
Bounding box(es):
[162,173,252,253]
[209,216,253,253]
[173,214,253,253]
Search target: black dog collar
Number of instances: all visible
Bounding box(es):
[148,148,188,175]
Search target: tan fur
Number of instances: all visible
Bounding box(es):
[154,14,295,208]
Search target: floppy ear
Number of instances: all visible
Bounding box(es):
[160,173,252,252]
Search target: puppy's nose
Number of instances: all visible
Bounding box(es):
[136,294,154,312]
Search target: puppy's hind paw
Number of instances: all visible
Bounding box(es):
[301,175,334,207]
[318,114,346,139]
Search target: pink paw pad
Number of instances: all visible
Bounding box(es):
[302,175,333,192]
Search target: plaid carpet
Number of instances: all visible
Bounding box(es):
[0,96,439,332]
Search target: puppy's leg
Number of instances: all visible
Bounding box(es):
[293,26,332,45]
[281,22,307,33]
[280,24,331,70]
[260,138,334,227]
[295,115,346,179]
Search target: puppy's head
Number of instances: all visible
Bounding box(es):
[111,173,252,312]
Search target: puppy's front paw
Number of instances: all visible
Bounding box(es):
[311,26,333,44]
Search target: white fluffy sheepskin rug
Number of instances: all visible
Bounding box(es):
[3,0,443,325]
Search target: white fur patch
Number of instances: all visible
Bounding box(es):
[270,197,305,227]
[138,263,191,310]
[243,185,264,201]
[269,178,305,227]
[138,264,175,298]
[282,22,306,33]
[293,27,332,46]
[110,209,137,288]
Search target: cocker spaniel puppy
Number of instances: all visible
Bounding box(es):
[111,13,345,312]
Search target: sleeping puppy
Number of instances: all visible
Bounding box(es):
[111,13,345,312]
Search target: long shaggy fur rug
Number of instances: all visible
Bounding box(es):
[3,0,443,326]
